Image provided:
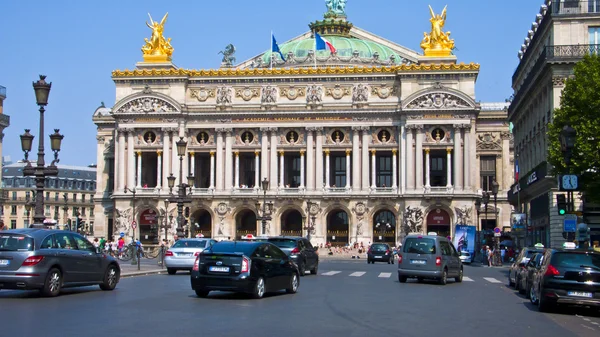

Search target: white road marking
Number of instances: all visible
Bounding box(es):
[463,276,474,282]
[321,271,341,276]
[483,277,502,283]
[378,272,392,278]
[349,271,366,277]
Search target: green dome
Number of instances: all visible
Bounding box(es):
[261,35,404,66]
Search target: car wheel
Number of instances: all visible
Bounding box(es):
[455,268,463,283]
[195,289,209,298]
[252,277,266,299]
[529,286,538,305]
[439,269,448,285]
[310,262,318,275]
[399,274,407,283]
[286,273,299,294]
[99,264,119,291]
[41,268,62,297]
[298,261,306,277]
[167,268,176,275]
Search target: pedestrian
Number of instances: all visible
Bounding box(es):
[487,247,493,267]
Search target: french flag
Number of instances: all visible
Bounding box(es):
[315,32,336,53]
[515,158,519,181]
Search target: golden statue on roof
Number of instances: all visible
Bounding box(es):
[141,13,174,62]
[420,5,455,57]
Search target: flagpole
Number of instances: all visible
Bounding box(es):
[270,30,273,70]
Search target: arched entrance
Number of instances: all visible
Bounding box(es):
[327,210,349,247]
[236,209,257,239]
[139,209,158,244]
[426,209,451,238]
[373,210,396,246]
[190,209,212,238]
[281,209,302,236]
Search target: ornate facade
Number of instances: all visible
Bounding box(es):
[93,3,513,246]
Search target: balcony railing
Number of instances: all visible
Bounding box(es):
[551,1,600,15]
[0,86,5,98]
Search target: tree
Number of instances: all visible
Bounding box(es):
[548,54,600,203]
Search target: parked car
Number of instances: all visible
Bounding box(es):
[367,243,394,264]
[518,252,544,298]
[530,248,600,312]
[508,247,545,290]
[165,238,217,274]
[266,236,319,276]
[0,228,120,297]
[191,241,300,299]
[397,234,463,285]
[459,251,473,264]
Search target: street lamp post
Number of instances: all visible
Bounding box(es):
[304,200,316,241]
[62,193,69,230]
[376,222,391,244]
[167,137,193,238]
[123,187,138,265]
[255,178,273,236]
[20,75,64,224]
[475,196,482,260]
[491,180,500,264]
[560,125,577,243]
[482,191,490,254]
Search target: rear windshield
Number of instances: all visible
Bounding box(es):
[268,239,297,248]
[172,240,207,248]
[551,252,600,269]
[403,238,436,255]
[371,244,388,251]
[460,251,470,256]
[525,250,543,259]
[0,234,34,252]
[205,242,257,255]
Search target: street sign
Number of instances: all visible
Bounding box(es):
[493,228,501,234]
[494,232,501,237]
[132,221,137,229]
[563,214,577,233]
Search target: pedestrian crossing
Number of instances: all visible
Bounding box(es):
[319,270,503,284]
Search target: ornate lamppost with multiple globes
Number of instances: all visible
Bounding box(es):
[255,178,273,236]
[20,75,64,224]
[167,137,193,238]
[304,200,317,241]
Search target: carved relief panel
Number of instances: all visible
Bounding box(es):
[424,126,452,144]
[326,128,351,145]
[371,127,397,145]
[136,130,162,146]
[190,130,215,146]
[235,130,259,146]
[279,129,305,146]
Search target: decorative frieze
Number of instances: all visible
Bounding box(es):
[406,92,470,109]
[326,85,351,100]
[371,84,396,99]
[235,87,260,101]
[190,87,215,102]
[116,97,176,113]
[280,86,306,100]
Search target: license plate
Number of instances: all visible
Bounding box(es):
[568,291,593,298]
[411,260,426,265]
[0,260,9,266]
[178,253,192,257]
[209,266,230,273]
[375,256,382,258]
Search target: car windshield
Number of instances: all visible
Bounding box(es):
[371,244,388,251]
[0,234,34,251]
[205,242,257,256]
[551,252,600,269]
[404,238,436,254]
[268,239,297,248]
[172,240,207,248]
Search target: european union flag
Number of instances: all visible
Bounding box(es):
[272,34,286,61]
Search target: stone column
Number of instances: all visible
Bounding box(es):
[305,128,315,190]
[300,149,305,188]
[161,128,170,192]
[453,124,463,190]
[325,149,331,188]
[156,150,162,188]
[425,148,431,188]
[136,151,142,188]
[260,127,269,182]
[352,127,361,190]
[361,127,370,191]
[406,126,414,190]
[279,150,285,187]
[502,132,511,191]
[270,128,278,191]
[234,151,240,188]
[371,149,377,189]
[190,152,196,182]
[345,149,351,189]
[392,149,398,189]
[415,126,424,190]
[225,129,233,190]
[446,147,453,188]
[254,150,260,189]
[315,127,324,190]
[172,133,179,189]
[215,129,224,190]
[463,125,471,190]
[118,129,126,191]
[127,131,135,188]
[209,150,215,189]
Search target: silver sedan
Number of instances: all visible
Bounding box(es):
[165,239,216,274]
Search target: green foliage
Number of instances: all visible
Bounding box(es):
[548,54,600,202]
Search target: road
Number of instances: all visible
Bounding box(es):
[0,260,598,337]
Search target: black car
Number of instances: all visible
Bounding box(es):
[266,237,319,276]
[367,243,394,264]
[518,252,544,298]
[191,241,300,299]
[508,247,544,290]
[530,249,600,312]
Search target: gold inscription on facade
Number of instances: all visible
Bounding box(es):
[233,117,351,122]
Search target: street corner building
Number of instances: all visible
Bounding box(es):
[92,1,514,247]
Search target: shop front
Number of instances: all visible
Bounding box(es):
[426,209,451,238]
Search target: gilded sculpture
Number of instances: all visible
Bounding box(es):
[420,5,455,57]
[141,13,174,62]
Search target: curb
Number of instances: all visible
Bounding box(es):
[120,269,166,278]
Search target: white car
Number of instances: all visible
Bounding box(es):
[165,238,216,274]
[459,251,473,264]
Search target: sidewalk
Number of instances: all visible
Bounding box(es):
[118,259,167,277]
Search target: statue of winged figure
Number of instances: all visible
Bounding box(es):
[142,13,174,58]
[325,0,347,16]
[403,206,424,234]
[454,206,472,226]
[218,44,236,67]
[420,5,455,55]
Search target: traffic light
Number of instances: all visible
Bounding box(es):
[577,223,590,242]
[185,207,190,217]
[556,194,567,215]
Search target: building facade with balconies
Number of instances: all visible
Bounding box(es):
[0,85,11,214]
[508,0,600,248]
[1,162,97,233]
[93,3,513,246]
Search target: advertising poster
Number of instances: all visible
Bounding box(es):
[453,225,476,254]
[511,213,526,232]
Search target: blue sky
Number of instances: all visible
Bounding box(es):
[0,0,542,166]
